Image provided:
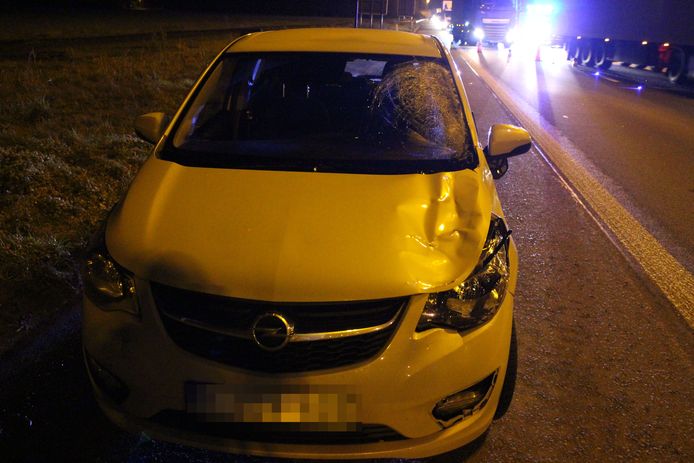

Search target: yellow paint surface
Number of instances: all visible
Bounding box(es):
[229,28,442,58]
[107,157,490,301]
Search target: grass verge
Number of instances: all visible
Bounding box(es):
[0,30,234,354]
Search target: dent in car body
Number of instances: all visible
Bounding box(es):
[106,156,490,302]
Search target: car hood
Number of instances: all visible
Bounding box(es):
[107,156,492,301]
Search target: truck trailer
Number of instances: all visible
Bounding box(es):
[548,0,694,84]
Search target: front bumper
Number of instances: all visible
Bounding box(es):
[82,258,516,459]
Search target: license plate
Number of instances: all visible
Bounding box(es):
[185,383,359,429]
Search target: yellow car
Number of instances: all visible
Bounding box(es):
[82,28,530,459]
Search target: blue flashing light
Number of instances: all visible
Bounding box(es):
[527,3,556,15]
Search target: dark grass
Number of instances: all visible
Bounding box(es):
[0,33,233,353]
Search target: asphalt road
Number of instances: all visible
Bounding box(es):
[449,52,694,462]
[454,44,694,274]
[1,37,693,463]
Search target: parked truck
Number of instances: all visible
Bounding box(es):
[544,0,694,84]
[450,1,519,46]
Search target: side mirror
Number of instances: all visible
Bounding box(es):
[484,124,531,179]
[134,112,170,144]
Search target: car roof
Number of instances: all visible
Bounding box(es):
[227,28,442,58]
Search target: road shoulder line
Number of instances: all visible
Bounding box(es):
[459,51,694,329]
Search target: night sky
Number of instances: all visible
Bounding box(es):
[2,0,373,17]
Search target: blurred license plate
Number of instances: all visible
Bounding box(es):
[185,383,358,427]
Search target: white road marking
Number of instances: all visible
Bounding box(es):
[459,52,694,328]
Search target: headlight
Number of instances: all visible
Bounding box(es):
[417,216,511,333]
[473,27,485,41]
[83,224,138,316]
[505,27,517,44]
[430,14,444,30]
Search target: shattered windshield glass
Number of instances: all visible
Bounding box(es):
[165,52,476,174]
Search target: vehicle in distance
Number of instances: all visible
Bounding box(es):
[551,0,694,84]
[82,27,531,459]
[450,0,519,47]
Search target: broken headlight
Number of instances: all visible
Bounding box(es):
[417,216,511,333]
[83,224,138,316]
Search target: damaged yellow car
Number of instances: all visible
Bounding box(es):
[82,28,531,458]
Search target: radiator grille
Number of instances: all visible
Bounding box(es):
[151,282,408,373]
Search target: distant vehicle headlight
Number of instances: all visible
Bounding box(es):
[84,226,138,316]
[505,27,517,44]
[417,216,510,333]
[430,14,444,30]
[473,27,485,41]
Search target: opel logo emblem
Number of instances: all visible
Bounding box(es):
[252,312,294,351]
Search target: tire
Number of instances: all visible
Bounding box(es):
[580,43,595,67]
[668,47,688,84]
[594,42,613,70]
[494,319,517,420]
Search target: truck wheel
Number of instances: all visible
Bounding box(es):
[494,319,517,420]
[595,42,612,70]
[668,47,688,84]
[580,44,595,67]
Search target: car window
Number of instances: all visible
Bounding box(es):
[166,52,476,174]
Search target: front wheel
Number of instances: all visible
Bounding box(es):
[494,319,517,419]
[568,42,580,62]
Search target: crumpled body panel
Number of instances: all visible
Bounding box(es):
[107,156,491,301]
